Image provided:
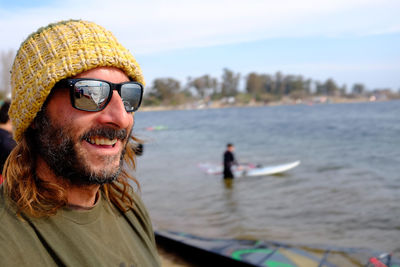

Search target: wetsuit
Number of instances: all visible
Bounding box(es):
[223,150,237,179]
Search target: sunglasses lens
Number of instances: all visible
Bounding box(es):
[69,79,143,112]
[73,80,110,111]
[121,83,143,112]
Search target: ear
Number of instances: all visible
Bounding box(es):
[31,109,45,130]
[31,118,39,129]
[31,101,49,130]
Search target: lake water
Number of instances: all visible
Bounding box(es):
[133,100,400,255]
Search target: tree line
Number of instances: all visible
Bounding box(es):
[144,68,399,107]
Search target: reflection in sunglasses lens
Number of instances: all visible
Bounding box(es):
[121,84,142,111]
[74,81,110,111]
[70,79,142,112]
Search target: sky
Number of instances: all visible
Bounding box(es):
[0,0,399,91]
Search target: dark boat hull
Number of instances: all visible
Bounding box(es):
[155,230,399,267]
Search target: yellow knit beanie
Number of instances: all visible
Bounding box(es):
[10,19,144,142]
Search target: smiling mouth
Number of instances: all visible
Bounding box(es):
[86,136,118,146]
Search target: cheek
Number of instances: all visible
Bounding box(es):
[46,90,73,119]
[46,91,98,132]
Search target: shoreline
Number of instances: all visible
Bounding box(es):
[140,96,397,112]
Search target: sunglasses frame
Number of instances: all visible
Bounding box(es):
[57,78,144,112]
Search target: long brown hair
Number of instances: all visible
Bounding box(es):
[3,130,140,218]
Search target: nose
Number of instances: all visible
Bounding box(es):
[96,90,133,129]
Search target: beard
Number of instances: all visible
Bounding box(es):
[32,110,130,186]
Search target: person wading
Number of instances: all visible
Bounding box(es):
[223,143,238,179]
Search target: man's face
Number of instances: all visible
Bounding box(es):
[35,67,134,185]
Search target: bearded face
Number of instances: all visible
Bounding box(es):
[32,109,131,186]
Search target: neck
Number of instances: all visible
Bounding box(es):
[66,185,100,208]
[36,157,100,208]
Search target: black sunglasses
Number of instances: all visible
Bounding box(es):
[57,78,143,112]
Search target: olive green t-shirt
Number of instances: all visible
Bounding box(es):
[0,187,161,267]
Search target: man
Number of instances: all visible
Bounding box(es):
[0,101,16,176]
[223,143,238,179]
[0,20,160,266]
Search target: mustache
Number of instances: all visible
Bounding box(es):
[80,127,128,141]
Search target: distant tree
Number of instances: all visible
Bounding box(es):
[0,49,15,97]
[292,76,305,93]
[316,78,339,96]
[315,81,324,95]
[339,84,347,96]
[148,78,181,105]
[221,68,240,97]
[246,72,267,98]
[303,78,312,95]
[286,75,310,98]
[247,72,312,100]
[189,75,218,99]
[283,75,305,95]
[273,71,285,96]
[352,83,365,95]
[263,74,274,94]
[246,72,261,96]
[283,75,293,95]
[325,79,338,96]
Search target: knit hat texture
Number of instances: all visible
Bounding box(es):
[10,19,144,142]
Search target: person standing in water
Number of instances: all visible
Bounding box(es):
[223,143,238,179]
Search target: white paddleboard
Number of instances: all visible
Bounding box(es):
[198,161,300,177]
[243,161,300,177]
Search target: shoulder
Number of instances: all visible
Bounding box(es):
[0,130,15,150]
[0,188,67,266]
[124,189,158,250]
[0,187,32,255]
[0,186,24,235]
[108,186,160,262]
[107,183,155,239]
[0,130,6,145]
[0,186,33,234]
[126,189,154,234]
[0,129,8,140]
[0,185,12,222]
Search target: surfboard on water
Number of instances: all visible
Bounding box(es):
[198,161,301,177]
[155,230,399,267]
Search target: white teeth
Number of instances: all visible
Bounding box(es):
[88,137,118,146]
